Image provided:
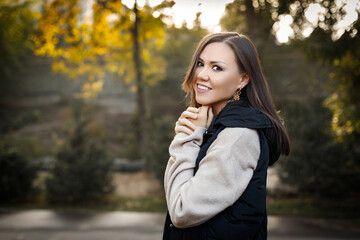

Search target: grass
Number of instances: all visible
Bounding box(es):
[112,195,167,212]
[0,194,167,214]
[1,170,167,213]
[267,197,360,218]
[2,172,358,217]
[2,195,359,219]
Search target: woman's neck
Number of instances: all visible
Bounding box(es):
[211,102,227,116]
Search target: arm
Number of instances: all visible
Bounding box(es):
[164,127,260,228]
[164,127,206,209]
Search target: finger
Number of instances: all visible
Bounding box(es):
[175,125,193,135]
[179,118,197,131]
[199,106,209,118]
[174,120,181,132]
[186,107,200,113]
[180,111,198,120]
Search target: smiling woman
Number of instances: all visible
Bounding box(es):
[163,32,290,240]
[193,42,249,115]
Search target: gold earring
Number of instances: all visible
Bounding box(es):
[233,88,241,101]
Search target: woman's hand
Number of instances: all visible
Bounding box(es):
[191,106,214,129]
[175,106,214,135]
[175,107,199,135]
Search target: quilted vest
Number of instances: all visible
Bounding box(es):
[163,101,279,240]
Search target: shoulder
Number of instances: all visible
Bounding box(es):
[204,127,260,171]
[207,127,260,163]
[212,127,259,150]
[220,127,259,139]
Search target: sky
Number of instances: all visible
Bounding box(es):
[274,0,360,42]
[122,0,234,31]
[117,0,360,43]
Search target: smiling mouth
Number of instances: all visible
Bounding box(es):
[196,84,212,91]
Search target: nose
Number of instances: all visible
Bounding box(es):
[197,66,210,81]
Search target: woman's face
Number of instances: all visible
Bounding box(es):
[192,42,248,114]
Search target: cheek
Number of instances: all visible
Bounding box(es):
[220,79,239,94]
[223,86,236,98]
[224,87,233,95]
[192,69,200,82]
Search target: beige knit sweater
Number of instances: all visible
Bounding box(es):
[164,126,260,229]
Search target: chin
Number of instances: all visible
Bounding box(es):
[195,98,210,106]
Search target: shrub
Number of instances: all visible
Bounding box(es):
[0,146,37,202]
[46,100,114,204]
[279,98,358,198]
[147,114,176,182]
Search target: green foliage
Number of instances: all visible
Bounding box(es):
[116,115,142,160]
[0,145,37,202]
[220,0,247,33]
[113,195,166,212]
[220,0,360,198]
[0,109,43,133]
[279,0,349,40]
[280,98,359,197]
[279,0,360,143]
[276,2,360,197]
[144,25,208,181]
[220,0,277,48]
[46,100,114,204]
[0,0,36,79]
[32,0,170,97]
[147,114,176,182]
[219,0,305,102]
[150,25,208,112]
[323,24,360,145]
[2,135,46,159]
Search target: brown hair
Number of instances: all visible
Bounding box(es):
[182,32,290,156]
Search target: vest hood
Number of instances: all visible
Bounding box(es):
[209,100,280,166]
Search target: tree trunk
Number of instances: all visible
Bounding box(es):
[132,0,148,168]
[245,0,257,40]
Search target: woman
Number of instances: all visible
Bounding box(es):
[163,32,290,240]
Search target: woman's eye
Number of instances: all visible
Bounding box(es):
[213,65,222,71]
[196,61,204,67]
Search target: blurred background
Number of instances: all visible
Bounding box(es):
[0,0,360,238]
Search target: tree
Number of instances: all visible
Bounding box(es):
[220,0,295,99]
[0,146,37,203]
[0,0,36,92]
[220,0,360,197]
[146,24,208,181]
[220,0,278,47]
[277,0,360,196]
[32,0,174,166]
[279,98,357,197]
[46,100,113,204]
[277,0,360,142]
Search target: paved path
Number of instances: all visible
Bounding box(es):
[0,210,359,240]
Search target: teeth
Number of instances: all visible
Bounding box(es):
[198,84,210,90]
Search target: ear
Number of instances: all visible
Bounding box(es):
[237,73,249,89]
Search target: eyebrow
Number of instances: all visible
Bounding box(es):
[198,57,228,66]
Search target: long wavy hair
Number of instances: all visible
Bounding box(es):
[182,32,290,156]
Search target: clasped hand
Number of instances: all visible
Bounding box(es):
[175,106,214,135]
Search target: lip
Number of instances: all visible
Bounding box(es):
[195,83,212,93]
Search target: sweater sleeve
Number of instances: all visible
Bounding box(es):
[164,127,260,229]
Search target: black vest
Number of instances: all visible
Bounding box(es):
[163,101,279,240]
